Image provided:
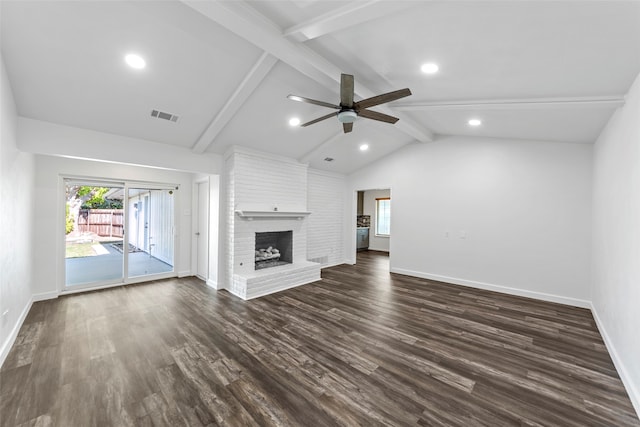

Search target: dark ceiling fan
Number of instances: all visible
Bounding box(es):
[287,74,412,133]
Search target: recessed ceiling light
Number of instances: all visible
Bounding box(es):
[359,144,369,151]
[289,117,301,127]
[125,54,146,69]
[421,62,439,74]
[468,119,482,126]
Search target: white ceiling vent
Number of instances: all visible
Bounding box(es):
[151,109,179,123]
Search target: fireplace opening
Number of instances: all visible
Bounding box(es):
[255,231,293,270]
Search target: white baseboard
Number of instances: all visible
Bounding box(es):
[177,270,191,278]
[320,261,344,269]
[0,296,33,369]
[367,247,389,253]
[33,291,59,302]
[590,303,640,418]
[390,268,591,308]
[205,278,217,289]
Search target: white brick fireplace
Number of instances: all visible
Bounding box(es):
[223,147,321,300]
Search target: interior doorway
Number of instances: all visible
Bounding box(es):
[355,188,391,264]
[64,179,177,291]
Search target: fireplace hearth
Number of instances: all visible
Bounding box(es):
[255,231,292,270]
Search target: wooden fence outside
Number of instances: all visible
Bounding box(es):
[77,209,124,237]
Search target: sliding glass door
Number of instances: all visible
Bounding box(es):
[127,187,175,279]
[64,181,125,287]
[64,179,176,291]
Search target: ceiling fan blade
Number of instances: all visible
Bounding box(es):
[358,109,399,124]
[354,88,412,110]
[300,112,337,127]
[287,95,340,110]
[343,122,353,133]
[340,74,354,108]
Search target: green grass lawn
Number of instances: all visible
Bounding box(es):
[66,242,97,258]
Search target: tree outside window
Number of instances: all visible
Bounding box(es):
[376,198,390,236]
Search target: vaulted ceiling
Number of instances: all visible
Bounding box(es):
[2,1,639,174]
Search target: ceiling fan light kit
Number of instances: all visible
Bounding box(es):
[338,110,357,123]
[287,73,412,133]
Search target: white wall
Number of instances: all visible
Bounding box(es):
[32,155,196,298]
[363,189,390,252]
[348,136,592,306]
[307,169,346,267]
[591,72,640,415]
[0,54,36,365]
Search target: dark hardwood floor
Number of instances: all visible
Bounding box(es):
[1,251,638,426]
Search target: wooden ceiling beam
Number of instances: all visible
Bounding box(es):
[182,0,434,144]
[393,96,627,111]
[283,1,417,42]
[192,52,278,154]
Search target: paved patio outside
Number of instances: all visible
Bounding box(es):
[65,241,173,286]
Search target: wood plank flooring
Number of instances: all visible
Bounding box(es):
[1,251,638,426]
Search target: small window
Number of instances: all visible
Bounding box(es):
[375,198,390,236]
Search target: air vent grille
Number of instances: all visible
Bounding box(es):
[151,109,179,123]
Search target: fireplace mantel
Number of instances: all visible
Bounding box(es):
[235,210,311,221]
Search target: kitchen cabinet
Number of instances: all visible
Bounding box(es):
[357,228,369,251]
